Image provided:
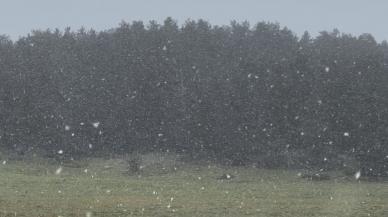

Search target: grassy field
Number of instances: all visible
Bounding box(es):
[0,157,387,217]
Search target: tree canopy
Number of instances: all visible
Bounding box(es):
[1,18,388,175]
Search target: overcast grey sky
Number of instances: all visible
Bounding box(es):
[1,0,387,41]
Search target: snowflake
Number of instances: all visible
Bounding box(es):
[55,167,63,175]
[92,122,100,128]
[355,171,361,180]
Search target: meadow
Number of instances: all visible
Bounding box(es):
[0,155,387,217]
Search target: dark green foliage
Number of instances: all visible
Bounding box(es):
[126,154,141,174]
[0,19,388,174]
[299,172,331,181]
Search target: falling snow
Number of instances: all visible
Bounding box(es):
[92,122,100,128]
[0,18,387,217]
[55,167,63,175]
[355,171,361,180]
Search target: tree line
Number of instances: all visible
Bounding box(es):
[1,18,388,175]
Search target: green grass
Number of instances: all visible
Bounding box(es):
[0,158,387,217]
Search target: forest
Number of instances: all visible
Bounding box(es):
[1,18,388,176]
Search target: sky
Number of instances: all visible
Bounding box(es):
[1,0,387,42]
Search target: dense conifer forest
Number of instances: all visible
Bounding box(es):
[1,18,388,176]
